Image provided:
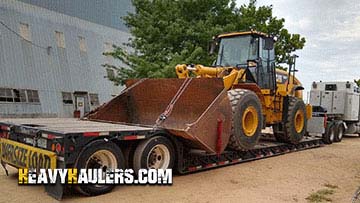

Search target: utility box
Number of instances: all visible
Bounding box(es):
[309,81,360,121]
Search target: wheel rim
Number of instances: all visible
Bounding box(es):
[294,109,305,133]
[85,150,118,187]
[147,144,170,169]
[242,106,258,137]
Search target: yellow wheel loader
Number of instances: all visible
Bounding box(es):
[175,31,311,150]
[86,31,311,154]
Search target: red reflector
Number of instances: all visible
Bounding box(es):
[124,135,138,140]
[216,119,223,156]
[205,163,215,168]
[69,145,75,151]
[188,167,197,171]
[84,132,100,137]
[56,143,62,153]
[48,134,57,139]
[0,126,8,131]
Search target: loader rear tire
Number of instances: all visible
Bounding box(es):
[273,97,307,144]
[227,89,262,150]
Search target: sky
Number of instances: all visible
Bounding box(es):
[237,0,360,100]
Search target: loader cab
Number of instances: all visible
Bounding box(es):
[214,31,276,92]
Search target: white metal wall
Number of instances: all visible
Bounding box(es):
[0,0,129,117]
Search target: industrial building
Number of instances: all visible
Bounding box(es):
[0,0,132,118]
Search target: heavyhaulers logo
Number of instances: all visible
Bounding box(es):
[18,168,172,185]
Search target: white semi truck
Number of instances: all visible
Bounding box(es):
[307,81,360,143]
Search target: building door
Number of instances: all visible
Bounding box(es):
[75,96,85,118]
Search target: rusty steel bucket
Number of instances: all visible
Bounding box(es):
[86,78,232,153]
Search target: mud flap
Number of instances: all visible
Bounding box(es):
[45,176,64,200]
[45,161,65,200]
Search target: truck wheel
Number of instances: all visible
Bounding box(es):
[323,124,335,144]
[75,140,125,196]
[227,89,262,150]
[133,136,175,174]
[334,122,344,142]
[274,97,307,144]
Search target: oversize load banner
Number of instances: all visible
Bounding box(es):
[0,138,56,169]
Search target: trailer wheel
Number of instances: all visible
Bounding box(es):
[334,122,344,142]
[75,140,124,196]
[274,97,306,144]
[227,89,262,150]
[323,123,335,144]
[133,136,175,174]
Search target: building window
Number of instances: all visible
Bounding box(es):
[26,90,40,103]
[19,23,31,41]
[106,69,115,79]
[55,31,65,48]
[104,42,113,63]
[104,42,113,52]
[89,94,100,106]
[62,92,73,104]
[79,36,87,52]
[0,88,14,102]
[13,89,27,102]
[0,88,38,103]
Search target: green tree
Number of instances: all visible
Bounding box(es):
[354,79,360,87]
[104,0,306,85]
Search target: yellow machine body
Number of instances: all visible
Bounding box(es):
[175,31,310,126]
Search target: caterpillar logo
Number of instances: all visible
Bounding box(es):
[0,138,56,169]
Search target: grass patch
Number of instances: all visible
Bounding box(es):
[306,189,335,202]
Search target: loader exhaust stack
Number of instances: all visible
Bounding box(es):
[86,78,232,153]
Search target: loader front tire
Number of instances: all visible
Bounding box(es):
[227,89,262,150]
[273,97,307,144]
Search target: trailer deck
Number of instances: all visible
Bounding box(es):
[0,118,154,134]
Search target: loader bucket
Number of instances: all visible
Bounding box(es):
[86,78,232,153]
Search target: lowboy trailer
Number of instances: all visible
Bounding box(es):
[0,117,322,200]
[0,76,322,200]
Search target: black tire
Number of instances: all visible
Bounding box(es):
[75,140,125,196]
[227,89,262,150]
[323,123,335,144]
[274,97,307,144]
[122,143,136,169]
[334,122,344,142]
[133,136,175,175]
